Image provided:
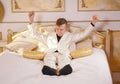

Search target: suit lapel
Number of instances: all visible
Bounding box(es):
[53,33,58,44]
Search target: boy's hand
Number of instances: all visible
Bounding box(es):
[91,15,99,25]
[28,11,35,24]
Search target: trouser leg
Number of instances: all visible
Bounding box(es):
[57,54,72,75]
[43,53,57,69]
[42,53,57,76]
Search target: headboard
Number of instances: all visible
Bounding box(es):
[99,29,111,61]
[6,25,111,60]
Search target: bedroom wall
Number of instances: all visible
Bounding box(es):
[0,0,120,40]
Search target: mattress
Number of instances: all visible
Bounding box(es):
[0,48,112,84]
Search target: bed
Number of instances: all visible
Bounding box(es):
[0,25,112,84]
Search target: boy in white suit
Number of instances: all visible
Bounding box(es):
[28,11,99,76]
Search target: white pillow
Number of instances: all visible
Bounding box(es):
[5,41,37,52]
[13,36,39,45]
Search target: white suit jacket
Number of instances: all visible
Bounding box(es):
[27,24,94,56]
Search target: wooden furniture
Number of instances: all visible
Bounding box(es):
[109,30,120,83]
[109,30,120,72]
[98,30,111,61]
[0,32,7,53]
[0,40,7,51]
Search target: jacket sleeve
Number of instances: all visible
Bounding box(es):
[27,24,36,34]
[27,24,45,40]
[71,24,94,42]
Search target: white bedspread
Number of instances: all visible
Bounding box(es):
[0,48,112,84]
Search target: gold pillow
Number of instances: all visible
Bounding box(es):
[23,51,46,60]
[70,48,93,59]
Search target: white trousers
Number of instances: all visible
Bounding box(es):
[44,52,71,70]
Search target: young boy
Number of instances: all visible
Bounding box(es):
[28,11,99,76]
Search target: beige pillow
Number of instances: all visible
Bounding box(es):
[35,25,56,35]
[23,51,46,60]
[76,38,92,49]
[35,24,84,34]
[5,41,37,52]
[69,25,84,33]
[70,48,93,59]
[92,31,105,49]
[70,25,93,49]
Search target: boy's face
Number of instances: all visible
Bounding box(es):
[55,24,67,37]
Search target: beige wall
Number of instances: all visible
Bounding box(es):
[0,0,120,40]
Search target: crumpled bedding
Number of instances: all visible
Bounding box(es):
[0,48,112,84]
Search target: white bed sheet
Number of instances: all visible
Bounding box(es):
[0,48,112,84]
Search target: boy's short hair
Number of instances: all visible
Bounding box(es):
[56,18,68,26]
